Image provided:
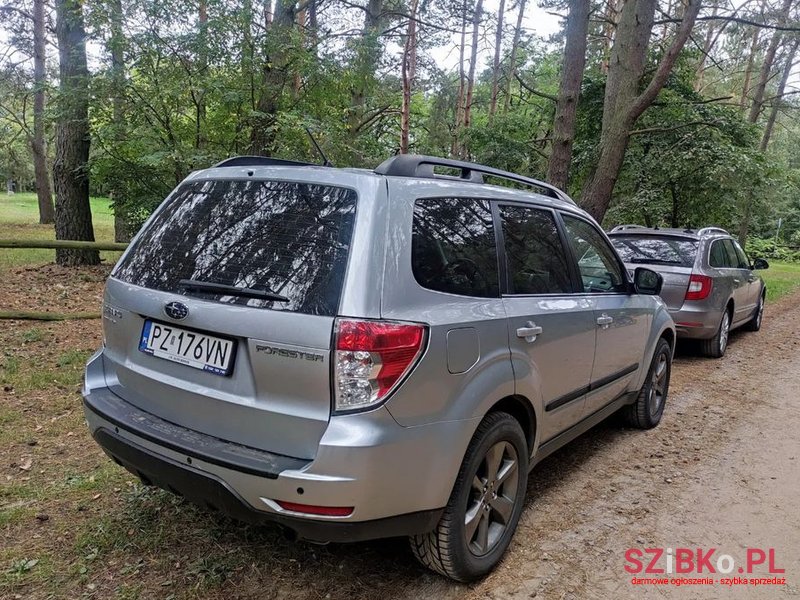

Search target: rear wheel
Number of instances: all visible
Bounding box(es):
[624,338,671,429]
[410,412,528,582]
[701,309,730,358]
[743,292,765,332]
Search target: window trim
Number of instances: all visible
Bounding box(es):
[494,201,581,297]
[558,212,632,296]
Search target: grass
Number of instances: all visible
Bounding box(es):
[0,192,120,268]
[761,260,800,302]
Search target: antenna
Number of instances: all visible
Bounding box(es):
[305,128,332,167]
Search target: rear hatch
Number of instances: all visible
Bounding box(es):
[101,176,358,460]
[610,234,698,311]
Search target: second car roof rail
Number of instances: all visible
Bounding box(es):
[374,154,574,204]
[213,156,319,168]
[609,224,647,232]
[697,226,730,237]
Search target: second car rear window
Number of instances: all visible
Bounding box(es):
[611,235,697,268]
[113,179,357,316]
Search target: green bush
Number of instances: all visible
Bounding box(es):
[746,237,800,262]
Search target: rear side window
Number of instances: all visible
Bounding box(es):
[721,240,741,269]
[114,179,357,316]
[499,205,572,294]
[611,235,697,267]
[412,198,499,298]
[709,240,728,268]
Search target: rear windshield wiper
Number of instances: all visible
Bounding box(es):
[178,279,289,302]
[628,258,683,265]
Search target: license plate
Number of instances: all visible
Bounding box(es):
[139,320,235,376]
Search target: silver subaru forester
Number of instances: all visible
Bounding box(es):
[83,155,675,581]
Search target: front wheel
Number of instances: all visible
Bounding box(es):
[624,337,672,429]
[410,412,528,582]
[743,292,765,332]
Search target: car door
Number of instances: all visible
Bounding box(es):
[721,239,752,324]
[731,240,760,320]
[560,214,651,417]
[497,204,596,444]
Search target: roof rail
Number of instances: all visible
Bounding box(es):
[609,224,646,232]
[697,227,730,237]
[213,156,318,168]
[374,155,574,204]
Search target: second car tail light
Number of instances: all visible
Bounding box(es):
[334,319,427,412]
[685,274,713,301]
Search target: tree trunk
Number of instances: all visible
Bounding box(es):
[739,27,760,112]
[108,0,134,243]
[452,0,468,154]
[53,0,99,266]
[400,0,420,154]
[461,0,484,156]
[349,0,383,134]
[545,0,589,191]
[502,0,525,113]
[249,0,297,155]
[747,0,791,124]
[488,0,505,120]
[693,4,716,92]
[32,0,55,225]
[196,0,208,151]
[760,38,799,151]
[580,0,701,223]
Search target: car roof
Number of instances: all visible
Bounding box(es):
[188,155,584,215]
[608,226,732,241]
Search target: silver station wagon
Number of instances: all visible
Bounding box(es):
[83,155,675,581]
[609,226,768,358]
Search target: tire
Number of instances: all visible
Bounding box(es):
[743,291,765,332]
[409,412,528,582]
[701,309,731,358]
[624,338,672,429]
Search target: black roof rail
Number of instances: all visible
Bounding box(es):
[213,156,318,168]
[374,155,574,204]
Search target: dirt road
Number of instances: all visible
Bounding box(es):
[2,269,799,599]
[448,294,800,600]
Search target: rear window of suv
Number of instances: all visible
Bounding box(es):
[113,179,357,316]
[611,235,697,268]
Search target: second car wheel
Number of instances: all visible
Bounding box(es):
[743,292,765,332]
[410,412,529,582]
[701,309,730,358]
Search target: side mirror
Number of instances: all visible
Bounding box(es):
[752,258,769,270]
[633,267,663,296]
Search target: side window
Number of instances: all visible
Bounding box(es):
[709,240,727,268]
[498,205,573,295]
[412,198,499,298]
[721,240,740,269]
[732,241,751,269]
[562,215,628,293]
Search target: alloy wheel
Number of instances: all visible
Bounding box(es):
[719,312,730,354]
[464,441,520,556]
[648,351,668,416]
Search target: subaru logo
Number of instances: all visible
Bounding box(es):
[164,301,189,320]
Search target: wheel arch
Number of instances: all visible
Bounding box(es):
[485,395,537,455]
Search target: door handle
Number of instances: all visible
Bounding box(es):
[597,314,613,328]
[516,321,543,343]
[733,278,741,284]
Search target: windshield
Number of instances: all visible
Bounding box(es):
[113,179,357,316]
[611,235,697,268]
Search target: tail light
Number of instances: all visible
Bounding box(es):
[685,274,713,301]
[334,319,427,412]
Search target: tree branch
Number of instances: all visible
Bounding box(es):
[514,73,557,102]
[629,120,721,136]
[654,15,800,33]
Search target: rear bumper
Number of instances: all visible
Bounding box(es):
[669,304,723,339]
[82,350,473,541]
[90,425,441,542]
